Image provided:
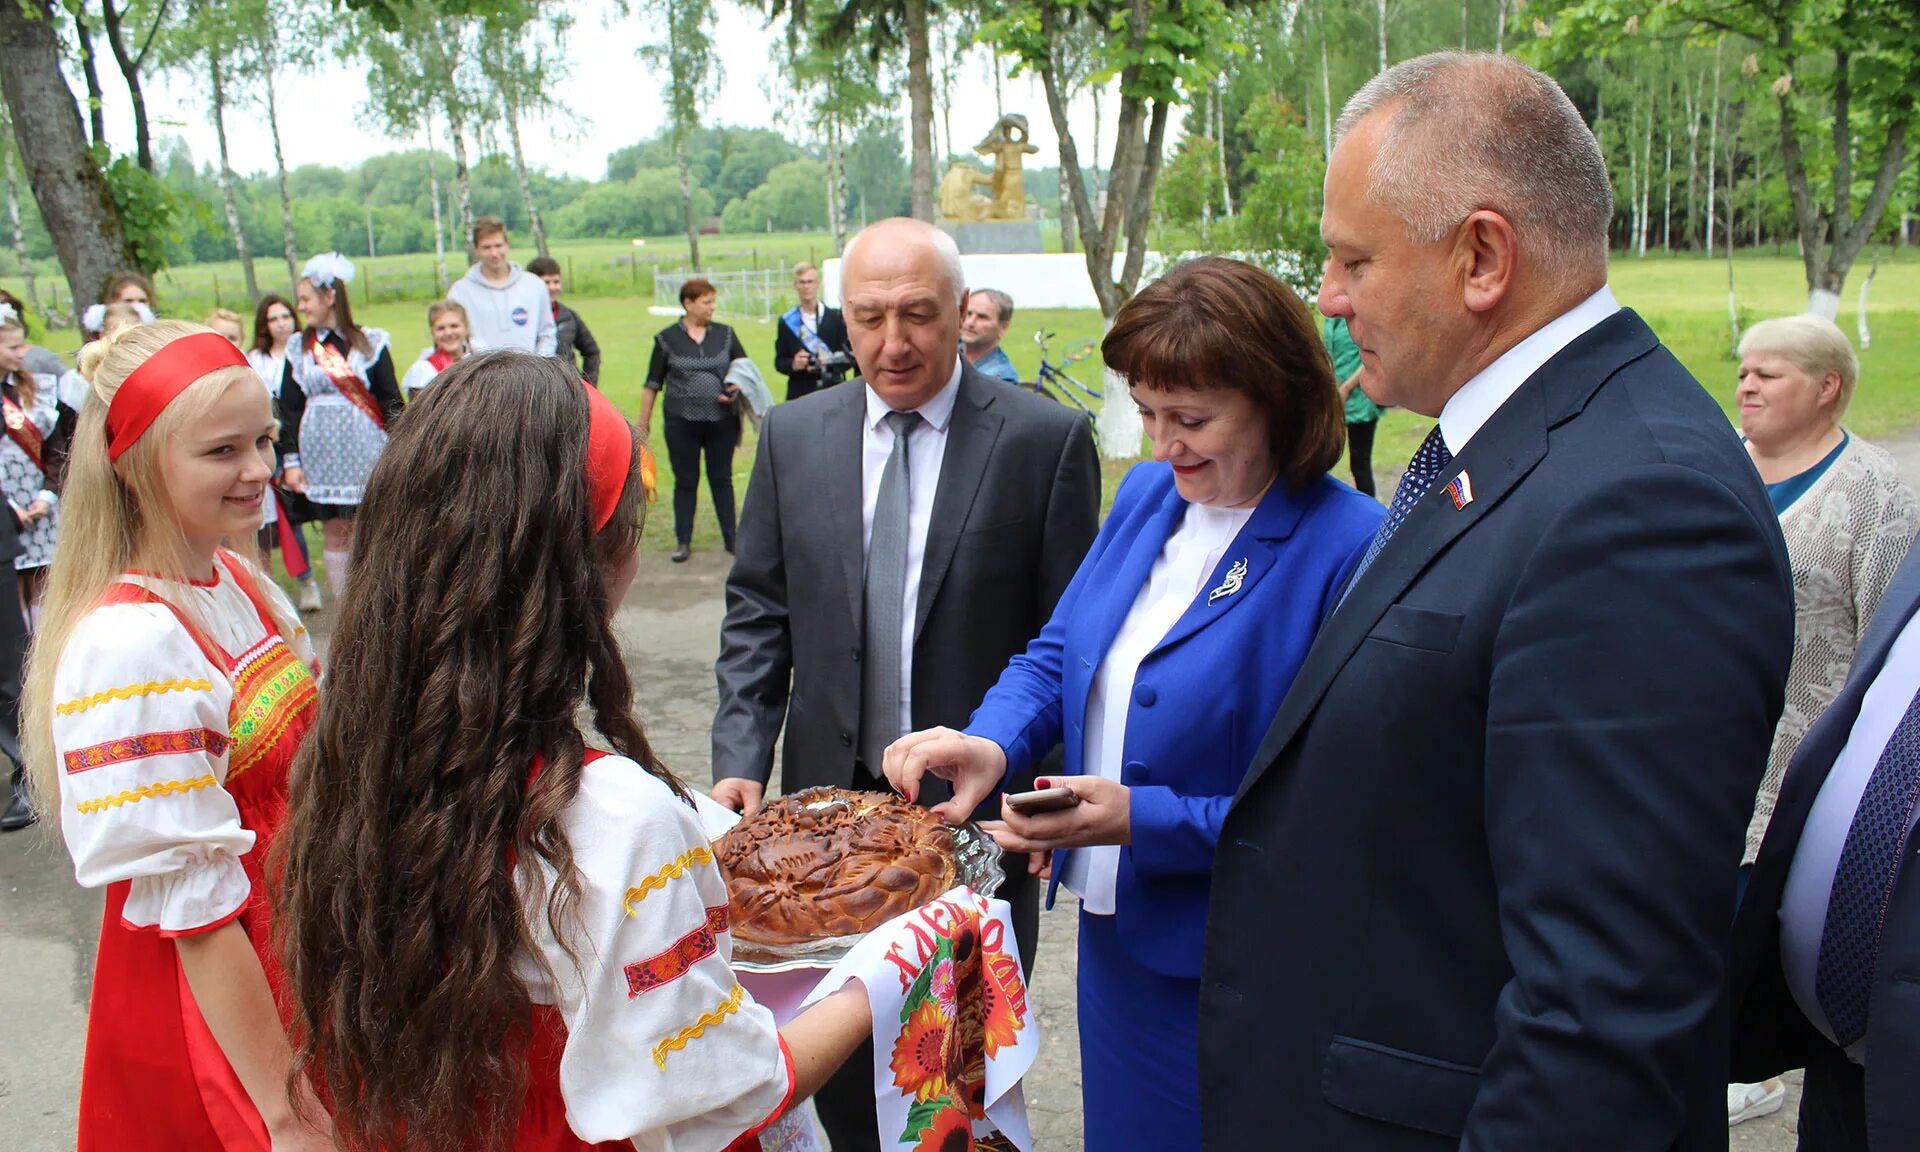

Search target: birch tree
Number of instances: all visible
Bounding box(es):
[1533,0,1919,314]
[639,0,721,269]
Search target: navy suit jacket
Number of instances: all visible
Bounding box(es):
[1732,529,1920,1146]
[1199,309,1794,1151]
[965,461,1383,978]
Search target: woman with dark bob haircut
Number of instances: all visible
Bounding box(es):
[276,352,872,1151]
[883,256,1385,1150]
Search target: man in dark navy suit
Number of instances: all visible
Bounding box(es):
[1198,52,1795,1150]
[1733,530,1920,1149]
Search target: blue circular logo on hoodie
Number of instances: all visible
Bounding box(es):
[511,306,530,327]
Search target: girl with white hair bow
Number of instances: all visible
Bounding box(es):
[277,253,404,606]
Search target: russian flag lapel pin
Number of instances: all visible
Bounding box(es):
[1446,470,1474,510]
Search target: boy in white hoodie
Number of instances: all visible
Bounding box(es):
[447,215,557,355]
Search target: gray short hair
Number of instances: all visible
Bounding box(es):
[972,288,1014,325]
[1334,51,1612,278]
[843,218,967,307]
[1739,314,1860,421]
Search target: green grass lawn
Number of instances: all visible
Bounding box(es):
[16,245,1920,562]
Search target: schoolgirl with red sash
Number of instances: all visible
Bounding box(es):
[400,299,473,399]
[276,357,870,1152]
[276,253,403,605]
[26,321,333,1149]
[0,368,64,577]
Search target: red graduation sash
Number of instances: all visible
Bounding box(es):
[2,391,44,471]
[307,331,386,431]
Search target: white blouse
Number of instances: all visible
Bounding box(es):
[1062,500,1254,915]
[515,754,791,1150]
[51,557,313,933]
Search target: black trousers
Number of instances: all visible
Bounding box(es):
[1798,1039,1868,1150]
[1347,417,1379,498]
[816,762,1041,1152]
[0,579,29,803]
[662,413,739,547]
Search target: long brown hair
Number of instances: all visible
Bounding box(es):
[274,351,680,1152]
[250,292,299,355]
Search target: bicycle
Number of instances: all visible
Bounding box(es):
[1027,330,1104,440]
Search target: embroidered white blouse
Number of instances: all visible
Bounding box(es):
[515,754,792,1150]
[50,557,313,934]
[1062,500,1254,915]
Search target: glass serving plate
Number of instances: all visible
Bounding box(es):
[730,818,1005,973]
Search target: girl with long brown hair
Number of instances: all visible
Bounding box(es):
[24,320,330,1149]
[276,351,870,1152]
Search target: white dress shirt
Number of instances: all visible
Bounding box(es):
[1779,609,1920,1061]
[862,361,963,741]
[1061,499,1254,915]
[1437,286,1621,455]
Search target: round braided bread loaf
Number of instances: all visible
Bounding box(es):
[718,787,957,948]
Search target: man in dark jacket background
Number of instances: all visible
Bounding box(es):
[529,255,601,385]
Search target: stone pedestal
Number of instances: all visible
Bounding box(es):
[940,220,1045,255]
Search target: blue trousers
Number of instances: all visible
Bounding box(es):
[1078,909,1202,1151]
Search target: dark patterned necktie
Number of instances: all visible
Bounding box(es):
[1814,685,1920,1047]
[859,410,922,772]
[1340,425,1453,602]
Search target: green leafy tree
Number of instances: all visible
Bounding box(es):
[720,157,830,231]
[1231,94,1328,267]
[549,168,716,238]
[978,0,1246,317]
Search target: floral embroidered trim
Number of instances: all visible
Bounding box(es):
[227,648,317,781]
[651,984,746,1069]
[63,727,231,775]
[621,845,714,915]
[75,773,218,813]
[56,677,213,716]
[624,905,731,998]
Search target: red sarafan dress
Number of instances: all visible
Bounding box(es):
[510,750,794,1151]
[50,551,317,1150]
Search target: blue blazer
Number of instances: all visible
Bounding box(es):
[965,462,1383,979]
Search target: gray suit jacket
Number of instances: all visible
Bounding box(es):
[712,363,1100,812]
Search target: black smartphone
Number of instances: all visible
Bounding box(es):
[1005,786,1082,815]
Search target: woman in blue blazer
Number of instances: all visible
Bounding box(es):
[885,258,1385,1151]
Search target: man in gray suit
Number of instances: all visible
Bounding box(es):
[711,216,1099,1152]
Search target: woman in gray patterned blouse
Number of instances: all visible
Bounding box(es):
[1727,313,1919,1126]
[639,278,748,562]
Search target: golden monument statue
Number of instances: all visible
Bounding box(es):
[939,114,1040,223]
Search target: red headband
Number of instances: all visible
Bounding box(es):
[106,333,251,461]
[583,383,632,531]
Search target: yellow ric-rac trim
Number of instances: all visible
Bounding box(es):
[622,845,714,915]
[652,984,745,1069]
[57,678,214,716]
[75,774,218,814]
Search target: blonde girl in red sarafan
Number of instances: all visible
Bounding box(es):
[22,320,332,1149]
[275,351,872,1152]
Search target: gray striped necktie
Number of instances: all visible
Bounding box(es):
[860,410,922,773]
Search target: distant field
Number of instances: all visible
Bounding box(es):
[11,244,1917,554]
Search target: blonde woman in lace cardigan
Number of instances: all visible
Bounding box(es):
[1727,313,1917,1125]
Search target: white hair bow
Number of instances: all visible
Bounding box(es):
[303,252,357,289]
[0,303,18,327]
[82,304,105,333]
[132,302,155,324]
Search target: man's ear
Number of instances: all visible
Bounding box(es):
[1457,210,1519,315]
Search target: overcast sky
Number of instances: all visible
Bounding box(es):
[118,0,1120,184]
